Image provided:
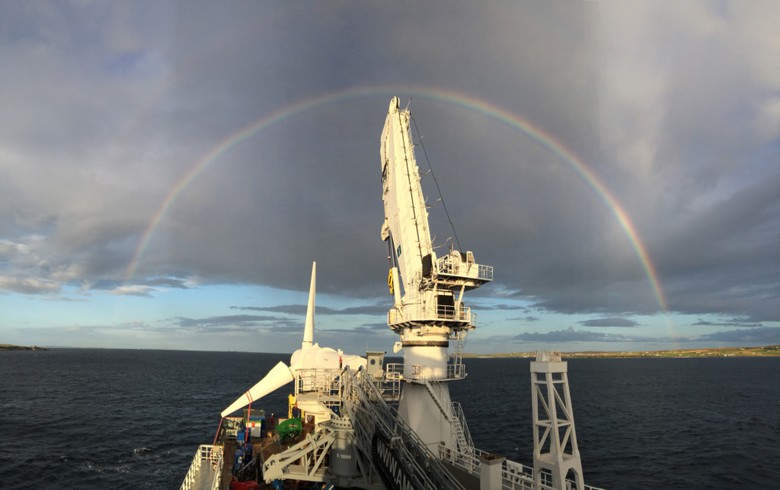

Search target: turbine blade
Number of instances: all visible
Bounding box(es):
[302,261,316,349]
[220,361,294,418]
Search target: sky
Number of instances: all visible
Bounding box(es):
[1,1,779,355]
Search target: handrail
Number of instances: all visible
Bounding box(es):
[180,444,223,490]
[388,303,476,326]
[477,264,494,281]
[436,255,494,281]
[341,367,465,490]
[451,402,474,450]
[438,445,606,490]
[386,361,467,382]
[296,368,340,395]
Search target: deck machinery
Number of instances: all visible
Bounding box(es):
[380,96,493,452]
[180,98,598,490]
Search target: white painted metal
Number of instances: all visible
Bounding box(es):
[341,364,602,490]
[186,99,602,490]
[451,401,475,455]
[302,261,316,349]
[340,366,466,490]
[220,262,365,418]
[380,97,434,301]
[480,453,505,490]
[263,426,337,482]
[531,351,584,490]
[220,361,294,417]
[289,262,365,373]
[379,97,492,451]
[179,445,222,490]
[439,444,606,490]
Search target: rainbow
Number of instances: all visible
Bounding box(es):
[124,86,667,313]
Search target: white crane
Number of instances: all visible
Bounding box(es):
[379,97,493,451]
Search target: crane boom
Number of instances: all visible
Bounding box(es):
[380,96,433,301]
[379,97,493,332]
[378,97,494,450]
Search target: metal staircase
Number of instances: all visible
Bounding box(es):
[419,380,473,456]
[422,380,451,418]
[341,367,466,490]
[451,402,474,455]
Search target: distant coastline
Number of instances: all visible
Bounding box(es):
[0,344,48,351]
[464,344,780,359]
[2,344,778,357]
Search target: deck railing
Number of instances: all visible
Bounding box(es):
[451,402,474,451]
[296,368,340,395]
[388,303,476,326]
[438,445,606,490]
[341,368,465,490]
[436,255,493,282]
[386,361,466,382]
[179,444,222,490]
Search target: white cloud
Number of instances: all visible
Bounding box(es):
[0,275,60,294]
[111,284,154,297]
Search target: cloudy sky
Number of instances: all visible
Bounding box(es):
[1,1,778,354]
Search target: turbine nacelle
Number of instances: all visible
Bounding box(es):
[220,261,365,418]
[290,344,365,372]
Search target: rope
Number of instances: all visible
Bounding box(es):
[410,114,463,252]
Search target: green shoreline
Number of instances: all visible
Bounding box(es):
[3,344,779,358]
[464,344,780,359]
[0,344,48,351]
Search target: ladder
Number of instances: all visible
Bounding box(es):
[451,402,474,455]
[341,368,465,490]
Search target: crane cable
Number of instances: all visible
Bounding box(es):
[410,114,463,252]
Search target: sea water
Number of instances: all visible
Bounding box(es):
[1,349,778,489]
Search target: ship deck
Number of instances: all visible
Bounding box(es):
[214,420,312,490]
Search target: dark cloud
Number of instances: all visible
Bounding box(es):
[479,304,532,312]
[692,319,764,328]
[146,277,189,289]
[508,326,780,347]
[693,327,780,345]
[88,277,188,296]
[231,303,387,316]
[507,316,540,323]
[1,1,779,351]
[514,328,641,343]
[579,318,639,328]
[232,305,307,315]
[360,322,391,331]
[175,315,282,329]
[319,325,389,336]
